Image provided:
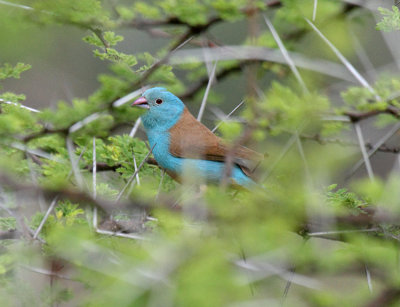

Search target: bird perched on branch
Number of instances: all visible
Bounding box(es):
[132,87,263,187]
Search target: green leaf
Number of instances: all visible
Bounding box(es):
[0,63,31,80]
[0,217,16,231]
[94,48,137,67]
[115,5,136,21]
[133,2,162,19]
[159,0,209,25]
[103,31,124,46]
[376,6,400,32]
[32,0,112,28]
[83,31,124,48]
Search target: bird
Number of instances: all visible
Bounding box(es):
[132,87,263,188]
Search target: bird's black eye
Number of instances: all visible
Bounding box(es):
[155,98,163,105]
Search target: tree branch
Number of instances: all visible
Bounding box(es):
[344,106,400,123]
[85,158,159,172]
[0,229,21,240]
[300,133,400,153]
[21,127,68,143]
[365,287,400,307]
[0,172,179,216]
[131,15,223,89]
[181,60,261,100]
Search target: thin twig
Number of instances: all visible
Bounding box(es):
[295,132,312,183]
[211,100,245,133]
[346,122,400,179]
[116,144,156,202]
[312,0,318,21]
[129,118,142,138]
[197,61,218,122]
[264,16,311,187]
[92,138,97,199]
[349,27,376,79]
[181,61,257,100]
[69,112,106,134]
[132,152,141,186]
[307,228,379,237]
[134,33,194,88]
[170,46,355,82]
[0,0,32,10]
[66,137,84,189]
[10,143,61,162]
[282,268,295,305]
[95,228,148,240]
[365,264,373,293]
[202,40,214,78]
[20,265,74,281]
[33,196,59,240]
[0,98,40,113]
[92,138,98,229]
[235,259,321,290]
[305,18,378,98]
[112,87,149,108]
[262,134,297,181]
[264,16,308,93]
[354,123,374,181]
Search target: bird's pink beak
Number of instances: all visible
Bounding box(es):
[132,96,149,109]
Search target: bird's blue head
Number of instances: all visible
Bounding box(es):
[132,87,184,131]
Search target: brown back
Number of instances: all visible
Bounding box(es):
[169,108,263,177]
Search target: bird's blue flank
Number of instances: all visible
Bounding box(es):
[140,87,255,187]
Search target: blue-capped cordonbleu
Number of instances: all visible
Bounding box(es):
[132,87,263,188]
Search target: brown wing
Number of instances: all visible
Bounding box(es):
[169,108,263,177]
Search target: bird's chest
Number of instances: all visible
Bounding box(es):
[146,130,181,171]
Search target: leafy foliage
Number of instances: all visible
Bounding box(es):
[376,6,400,32]
[0,62,31,81]
[84,31,138,66]
[326,184,369,215]
[1,0,400,306]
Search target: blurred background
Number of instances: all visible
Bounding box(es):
[2,0,400,306]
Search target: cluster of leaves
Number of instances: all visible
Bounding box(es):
[341,75,400,111]
[1,0,400,306]
[376,6,400,32]
[30,201,86,234]
[83,31,138,66]
[0,63,31,109]
[0,62,31,81]
[326,184,369,215]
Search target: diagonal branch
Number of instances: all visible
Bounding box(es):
[0,172,179,216]
[181,60,260,100]
[344,106,400,122]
